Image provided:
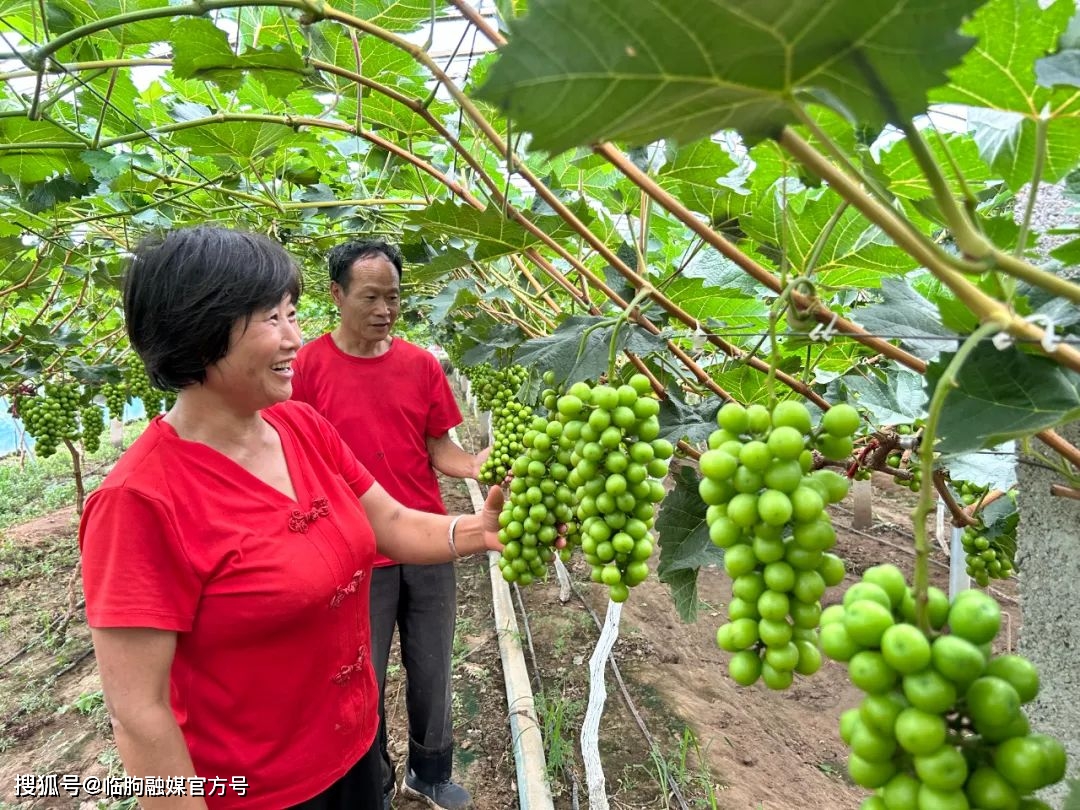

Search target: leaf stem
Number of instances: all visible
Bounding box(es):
[777,127,1080,375]
[912,321,1004,630]
[1015,117,1048,260]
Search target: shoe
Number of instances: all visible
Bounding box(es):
[401,769,471,810]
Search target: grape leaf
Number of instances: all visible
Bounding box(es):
[656,464,724,623]
[475,0,985,153]
[657,140,742,223]
[418,279,480,325]
[927,343,1080,454]
[945,444,1017,492]
[657,388,722,447]
[852,278,959,361]
[512,315,670,386]
[934,0,1080,190]
[842,368,927,426]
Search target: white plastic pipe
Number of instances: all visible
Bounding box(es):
[581,600,622,810]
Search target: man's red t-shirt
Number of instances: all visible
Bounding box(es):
[291,335,462,567]
[79,401,380,809]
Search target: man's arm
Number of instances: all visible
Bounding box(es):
[426,432,490,480]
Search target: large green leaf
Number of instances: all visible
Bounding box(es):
[474,0,984,153]
[170,19,309,97]
[338,0,433,32]
[0,119,90,184]
[852,278,959,361]
[657,140,742,224]
[655,464,724,623]
[842,367,927,426]
[878,132,994,201]
[44,0,173,46]
[742,188,918,288]
[933,0,1080,190]
[513,315,670,385]
[657,388,722,447]
[927,343,1080,454]
[166,116,296,163]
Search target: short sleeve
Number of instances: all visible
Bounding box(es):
[79,487,202,631]
[425,355,462,439]
[291,347,310,404]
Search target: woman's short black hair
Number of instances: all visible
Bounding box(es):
[123,226,302,391]
[327,239,403,290]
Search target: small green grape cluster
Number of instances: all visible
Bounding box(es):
[955,480,988,507]
[101,382,128,422]
[476,365,532,485]
[125,362,166,415]
[886,450,923,492]
[822,565,1066,810]
[701,400,861,689]
[495,413,581,586]
[962,523,1015,587]
[16,382,82,458]
[79,402,106,454]
[569,376,672,602]
[495,373,673,602]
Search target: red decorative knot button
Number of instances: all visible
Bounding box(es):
[329,570,367,608]
[329,646,368,685]
[288,496,330,533]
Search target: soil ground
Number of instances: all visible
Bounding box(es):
[0,412,1021,810]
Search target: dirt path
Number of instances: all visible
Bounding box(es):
[0,441,1022,810]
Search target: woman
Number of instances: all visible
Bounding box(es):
[78,227,504,810]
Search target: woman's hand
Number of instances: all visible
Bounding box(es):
[480,484,504,552]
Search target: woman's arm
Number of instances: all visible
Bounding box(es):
[91,627,209,809]
[360,481,504,563]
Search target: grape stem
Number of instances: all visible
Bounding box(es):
[911,322,1005,632]
[931,469,980,529]
[1050,483,1080,501]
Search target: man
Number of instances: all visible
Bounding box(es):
[292,239,487,810]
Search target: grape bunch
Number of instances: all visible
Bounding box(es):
[101,382,129,422]
[15,382,82,458]
[79,402,106,454]
[569,376,672,602]
[474,365,532,485]
[495,413,581,586]
[494,373,673,602]
[887,450,923,492]
[701,400,862,689]
[822,566,1066,810]
[125,362,166,415]
[962,523,1015,587]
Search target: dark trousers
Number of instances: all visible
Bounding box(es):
[370,562,457,794]
[288,742,382,809]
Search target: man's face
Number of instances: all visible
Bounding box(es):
[331,254,401,343]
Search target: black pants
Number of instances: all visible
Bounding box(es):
[370,562,457,793]
[288,743,382,810]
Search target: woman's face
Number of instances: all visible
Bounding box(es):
[204,294,301,411]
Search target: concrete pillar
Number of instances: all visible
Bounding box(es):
[1016,420,1080,808]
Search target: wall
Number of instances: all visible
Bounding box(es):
[1017,419,1080,808]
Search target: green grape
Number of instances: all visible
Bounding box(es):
[79,402,106,455]
[701,398,860,689]
[101,382,129,422]
[495,371,672,599]
[824,570,1066,804]
[471,364,532,486]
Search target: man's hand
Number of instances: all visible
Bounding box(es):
[471,446,492,480]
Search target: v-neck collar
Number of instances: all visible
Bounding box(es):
[154,409,304,507]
